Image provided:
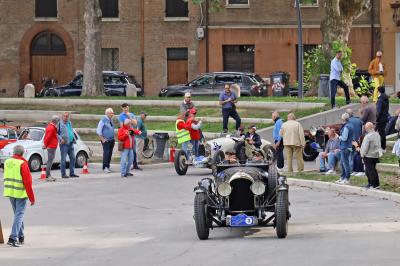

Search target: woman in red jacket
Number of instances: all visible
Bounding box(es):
[118,118,141,177]
[187,108,202,158]
[43,115,59,181]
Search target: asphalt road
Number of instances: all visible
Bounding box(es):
[0,165,400,266]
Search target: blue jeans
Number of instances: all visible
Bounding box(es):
[60,143,75,176]
[319,151,340,171]
[9,197,27,241]
[340,149,351,181]
[181,141,190,159]
[349,150,354,173]
[191,140,200,157]
[120,148,134,176]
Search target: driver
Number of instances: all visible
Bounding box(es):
[244,125,262,159]
[223,148,237,164]
[249,149,265,163]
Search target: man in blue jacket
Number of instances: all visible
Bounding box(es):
[346,108,363,174]
[272,111,284,169]
[96,108,115,173]
[58,112,79,178]
[336,113,354,184]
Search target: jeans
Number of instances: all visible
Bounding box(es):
[181,141,190,159]
[46,148,56,177]
[102,139,115,170]
[340,149,351,181]
[191,140,200,157]
[330,79,350,108]
[120,148,134,176]
[349,150,354,173]
[275,140,284,169]
[60,143,75,177]
[135,138,144,164]
[319,151,340,171]
[9,197,27,241]
[222,108,241,131]
[364,157,380,187]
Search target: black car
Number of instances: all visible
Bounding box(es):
[159,72,267,97]
[193,152,290,240]
[49,71,142,97]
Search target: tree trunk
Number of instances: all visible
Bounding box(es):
[82,0,103,96]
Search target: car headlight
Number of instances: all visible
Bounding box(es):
[251,181,265,195]
[217,182,232,197]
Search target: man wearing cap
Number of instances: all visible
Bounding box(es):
[96,108,115,173]
[3,145,35,247]
[134,111,148,169]
[244,125,262,159]
[219,84,241,133]
[369,51,386,102]
[180,92,195,114]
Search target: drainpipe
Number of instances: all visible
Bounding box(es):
[370,0,375,60]
[205,0,209,72]
[140,0,145,94]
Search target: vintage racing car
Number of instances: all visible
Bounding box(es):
[192,156,290,240]
[174,134,273,175]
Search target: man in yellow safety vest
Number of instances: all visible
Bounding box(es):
[3,145,35,247]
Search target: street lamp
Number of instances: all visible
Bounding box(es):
[295,0,303,99]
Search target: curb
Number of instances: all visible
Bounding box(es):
[288,178,400,204]
[376,163,400,175]
[89,162,172,170]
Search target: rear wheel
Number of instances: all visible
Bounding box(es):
[174,149,188,175]
[275,191,289,238]
[75,151,88,168]
[142,137,154,159]
[194,193,210,240]
[28,154,42,172]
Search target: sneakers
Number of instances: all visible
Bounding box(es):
[363,184,372,189]
[46,176,56,182]
[70,174,79,178]
[103,168,112,173]
[335,179,343,184]
[133,166,143,171]
[335,179,349,185]
[62,175,69,179]
[350,172,357,176]
[372,186,380,190]
[355,172,365,176]
[7,238,22,247]
[126,173,133,176]
[319,169,327,173]
[343,179,350,185]
[325,170,336,175]
[19,237,24,245]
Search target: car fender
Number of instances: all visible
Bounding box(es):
[194,178,214,194]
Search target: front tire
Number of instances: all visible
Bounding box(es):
[275,191,289,238]
[194,193,210,240]
[28,154,42,172]
[174,149,188,175]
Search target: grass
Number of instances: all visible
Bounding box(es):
[286,171,400,193]
[380,152,399,165]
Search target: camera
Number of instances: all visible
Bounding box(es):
[129,130,135,136]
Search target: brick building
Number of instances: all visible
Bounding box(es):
[0,0,381,96]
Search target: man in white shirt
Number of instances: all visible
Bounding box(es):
[330,50,350,109]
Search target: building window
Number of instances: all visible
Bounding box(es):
[102,48,119,70]
[100,0,119,18]
[31,32,66,55]
[223,45,255,73]
[296,0,318,7]
[165,0,188,17]
[35,0,57,18]
[226,0,250,8]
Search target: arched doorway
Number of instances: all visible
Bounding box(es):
[30,31,68,92]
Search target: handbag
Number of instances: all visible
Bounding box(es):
[118,141,124,151]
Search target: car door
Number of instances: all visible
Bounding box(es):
[189,74,214,96]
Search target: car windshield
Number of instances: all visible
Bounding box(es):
[0,128,7,140]
[18,128,45,141]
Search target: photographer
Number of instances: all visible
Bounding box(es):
[117,119,141,178]
[219,84,241,133]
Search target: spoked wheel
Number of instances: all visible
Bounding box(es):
[142,137,154,159]
[194,193,210,240]
[211,150,225,177]
[275,190,289,238]
[174,149,188,175]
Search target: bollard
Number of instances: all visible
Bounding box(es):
[169,146,176,162]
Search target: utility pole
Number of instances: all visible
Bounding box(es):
[295,0,303,99]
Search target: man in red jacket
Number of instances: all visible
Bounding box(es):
[187,108,202,159]
[118,119,141,177]
[43,115,59,181]
[3,145,35,247]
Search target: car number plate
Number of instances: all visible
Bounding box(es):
[230,214,254,227]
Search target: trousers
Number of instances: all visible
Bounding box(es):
[284,145,304,172]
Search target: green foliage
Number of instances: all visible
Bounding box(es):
[355,75,375,97]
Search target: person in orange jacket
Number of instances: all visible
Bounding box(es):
[187,108,202,159]
[118,118,141,177]
[368,51,386,102]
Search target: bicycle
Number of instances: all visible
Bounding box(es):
[141,137,155,159]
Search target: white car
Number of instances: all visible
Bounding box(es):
[0,126,92,172]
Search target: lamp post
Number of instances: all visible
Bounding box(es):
[295,0,303,99]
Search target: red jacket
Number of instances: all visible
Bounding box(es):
[13,155,35,204]
[187,118,201,140]
[117,125,141,149]
[44,122,58,149]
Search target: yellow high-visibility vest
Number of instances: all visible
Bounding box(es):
[3,158,28,199]
[175,119,191,144]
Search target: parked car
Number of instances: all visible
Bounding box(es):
[193,161,290,240]
[159,72,267,97]
[49,71,142,97]
[174,134,273,176]
[0,126,92,172]
[0,121,19,149]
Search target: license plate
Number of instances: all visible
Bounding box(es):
[230,214,255,227]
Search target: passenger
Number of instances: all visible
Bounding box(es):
[250,150,265,163]
[244,125,262,159]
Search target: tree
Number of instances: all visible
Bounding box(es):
[82,0,103,96]
[320,0,372,58]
